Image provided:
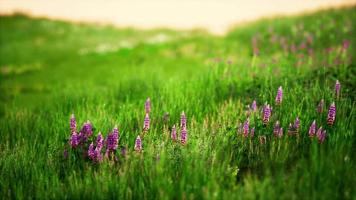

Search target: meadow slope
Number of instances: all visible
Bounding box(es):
[0,6,355,200]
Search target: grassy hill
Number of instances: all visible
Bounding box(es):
[0,6,355,199]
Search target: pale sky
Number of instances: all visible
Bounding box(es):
[0,0,354,34]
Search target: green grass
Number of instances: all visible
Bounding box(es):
[0,6,355,199]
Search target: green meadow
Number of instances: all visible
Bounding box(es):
[0,6,355,199]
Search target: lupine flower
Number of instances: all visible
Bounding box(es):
[88,143,95,159]
[318,130,326,143]
[262,104,271,125]
[145,98,151,113]
[250,127,255,138]
[180,111,187,128]
[171,125,177,141]
[134,135,142,152]
[243,119,249,137]
[316,126,323,139]
[96,132,104,150]
[335,80,341,98]
[309,120,316,137]
[80,121,93,140]
[317,128,326,143]
[107,128,119,152]
[181,126,187,145]
[275,86,283,105]
[70,114,76,132]
[278,128,283,138]
[288,123,298,136]
[94,147,103,162]
[143,113,150,131]
[317,99,324,114]
[294,117,300,131]
[327,102,336,125]
[259,136,266,144]
[251,100,257,112]
[70,132,79,148]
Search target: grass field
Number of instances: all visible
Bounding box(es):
[0,6,355,200]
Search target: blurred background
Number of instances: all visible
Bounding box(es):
[0,0,354,34]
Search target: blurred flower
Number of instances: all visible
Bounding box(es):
[145,98,151,113]
[309,120,316,137]
[70,114,76,132]
[250,127,255,138]
[134,135,142,152]
[317,99,324,114]
[335,80,341,98]
[171,125,177,141]
[259,136,267,144]
[275,86,283,105]
[262,104,271,125]
[288,123,298,136]
[143,113,150,130]
[327,102,336,125]
[251,100,257,112]
[181,127,187,145]
[243,119,249,137]
[163,112,170,123]
[70,132,79,148]
[180,111,187,128]
[342,40,350,50]
[121,147,127,157]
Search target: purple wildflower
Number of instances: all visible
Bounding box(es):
[309,120,316,137]
[317,128,326,143]
[107,128,119,152]
[88,143,95,159]
[96,132,104,150]
[262,104,271,125]
[80,120,93,139]
[145,98,151,113]
[243,119,249,137]
[134,135,142,152]
[143,113,150,131]
[327,102,336,125]
[181,126,187,145]
[70,132,79,148]
[275,86,283,105]
[94,147,103,162]
[317,99,324,114]
[180,111,187,128]
[251,100,257,112]
[171,125,177,141]
[335,80,341,98]
[70,114,76,132]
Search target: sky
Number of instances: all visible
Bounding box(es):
[0,0,354,34]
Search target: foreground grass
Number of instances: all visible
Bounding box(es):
[0,6,355,199]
